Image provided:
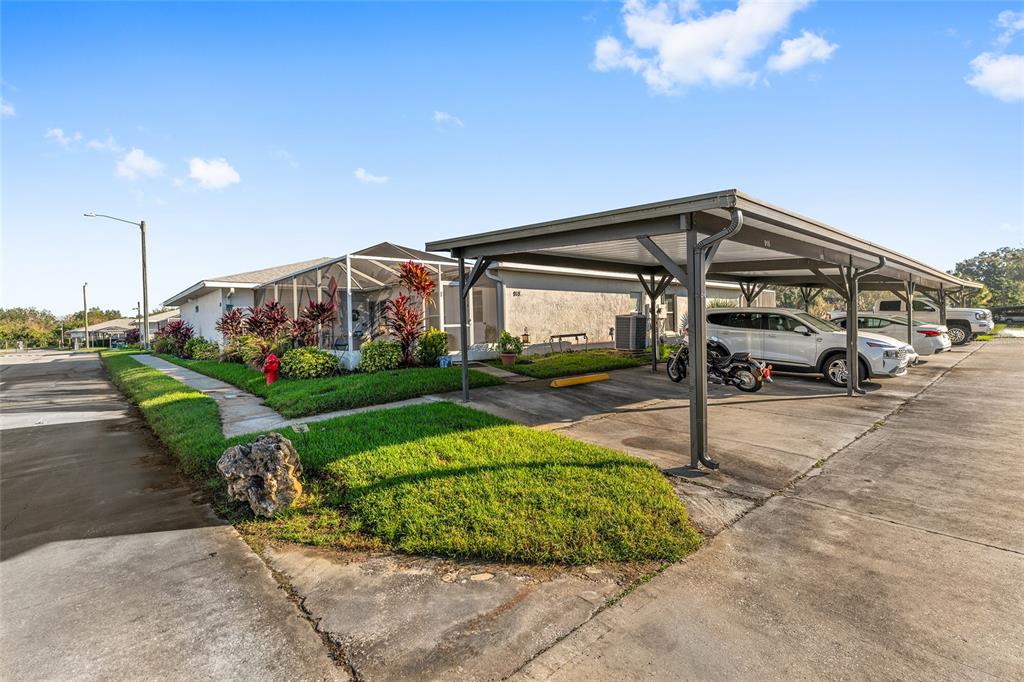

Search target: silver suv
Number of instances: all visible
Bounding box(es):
[705,308,911,387]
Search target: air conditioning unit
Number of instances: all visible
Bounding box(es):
[615,314,647,352]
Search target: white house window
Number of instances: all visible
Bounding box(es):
[662,294,676,331]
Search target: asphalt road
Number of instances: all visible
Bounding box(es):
[0,351,345,681]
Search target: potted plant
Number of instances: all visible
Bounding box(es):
[498,330,524,366]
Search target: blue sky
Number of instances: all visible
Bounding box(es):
[3,1,1022,316]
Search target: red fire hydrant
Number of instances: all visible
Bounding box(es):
[263,353,280,385]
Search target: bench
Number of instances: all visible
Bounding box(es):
[549,332,588,353]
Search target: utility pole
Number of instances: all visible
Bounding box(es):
[83,213,151,349]
[140,220,150,349]
[83,282,89,350]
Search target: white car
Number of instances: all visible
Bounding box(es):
[829,313,951,356]
[705,308,911,388]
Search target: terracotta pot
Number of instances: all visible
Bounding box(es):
[500,352,518,367]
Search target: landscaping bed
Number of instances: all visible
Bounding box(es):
[490,349,652,379]
[156,354,503,417]
[103,353,700,564]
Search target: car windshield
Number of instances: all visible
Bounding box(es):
[795,312,841,332]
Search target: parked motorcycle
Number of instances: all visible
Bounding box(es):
[666,336,772,392]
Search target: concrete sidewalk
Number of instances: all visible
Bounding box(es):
[0,351,345,681]
[131,354,439,437]
[516,340,1024,681]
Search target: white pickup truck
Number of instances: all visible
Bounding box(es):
[872,298,993,345]
[831,298,992,345]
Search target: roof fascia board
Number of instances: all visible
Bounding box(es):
[426,190,736,253]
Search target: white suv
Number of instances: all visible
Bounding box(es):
[705,308,911,388]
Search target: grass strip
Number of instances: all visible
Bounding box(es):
[103,353,700,564]
[157,354,503,417]
[491,349,652,379]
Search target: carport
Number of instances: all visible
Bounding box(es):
[426,189,974,470]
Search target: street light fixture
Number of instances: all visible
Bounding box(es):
[84,213,150,349]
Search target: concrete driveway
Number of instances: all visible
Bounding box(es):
[516,340,1024,680]
[0,351,345,681]
[465,346,980,532]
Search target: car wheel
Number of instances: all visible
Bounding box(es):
[947,324,970,346]
[823,354,867,388]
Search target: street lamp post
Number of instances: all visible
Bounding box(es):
[83,282,89,350]
[84,213,150,349]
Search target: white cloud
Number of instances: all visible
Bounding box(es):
[354,167,389,184]
[433,110,464,127]
[996,9,1024,46]
[967,52,1024,101]
[186,157,240,189]
[45,127,82,148]
[87,135,123,153]
[116,148,164,180]
[0,99,13,117]
[593,0,827,92]
[767,30,837,72]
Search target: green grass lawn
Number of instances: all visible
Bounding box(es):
[157,354,503,417]
[102,353,700,564]
[490,349,652,379]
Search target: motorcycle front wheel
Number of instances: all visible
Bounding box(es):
[667,355,686,382]
[731,368,762,392]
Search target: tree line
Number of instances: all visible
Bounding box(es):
[0,307,123,348]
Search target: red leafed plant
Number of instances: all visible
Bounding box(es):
[398,261,437,306]
[125,327,140,344]
[245,301,290,339]
[289,317,317,347]
[301,300,336,325]
[158,319,195,348]
[385,293,424,365]
[216,308,245,340]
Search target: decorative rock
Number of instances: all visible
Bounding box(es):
[217,432,303,517]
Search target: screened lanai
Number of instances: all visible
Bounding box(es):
[427,189,977,470]
[254,242,467,367]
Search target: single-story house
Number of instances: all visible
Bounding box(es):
[163,258,333,342]
[164,241,770,367]
[67,308,179,346]
[68,318,136,346]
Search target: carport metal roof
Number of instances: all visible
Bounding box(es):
[427,189,974,293]
[427,189,978,473]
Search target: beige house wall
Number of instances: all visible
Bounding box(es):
[492,268,763,350]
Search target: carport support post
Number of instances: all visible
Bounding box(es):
[938,285,947,326]
[684,208,743,469]
[685,222,710,468]
[905,280,916,345]
[458,253,470,402]
[844,268,860,396]
[649,274,658,372]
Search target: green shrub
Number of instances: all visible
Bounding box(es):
[280,347,339,379]
[184,337,220,361]
[498,330,524,355]
[416,327,449,367]
[152,336,178,356]
[359,339,402,373]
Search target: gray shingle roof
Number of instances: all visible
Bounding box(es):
[212,257,334,284]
